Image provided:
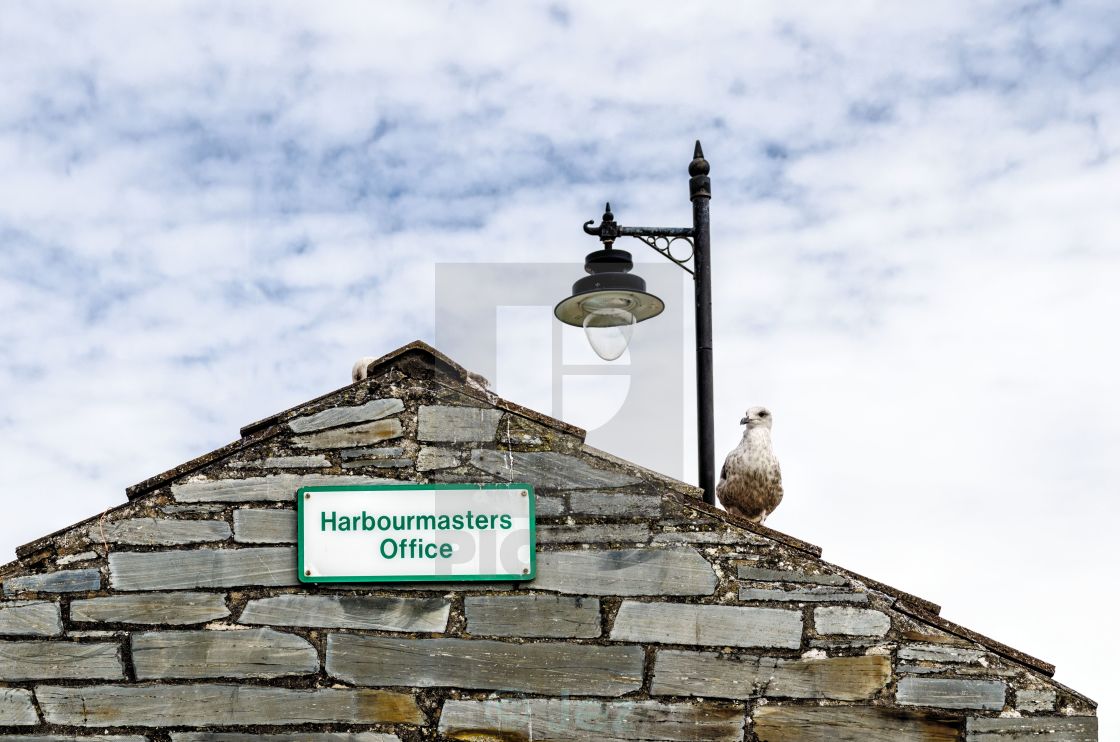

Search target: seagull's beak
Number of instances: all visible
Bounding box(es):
[739,417,748,425]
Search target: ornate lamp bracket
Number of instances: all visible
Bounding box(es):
[583,204,696,275]
[628,231,696,275]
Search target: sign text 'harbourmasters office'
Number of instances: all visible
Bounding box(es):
[297,483,535,583]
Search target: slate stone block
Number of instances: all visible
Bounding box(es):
[0,688,37,725]
[56,551,98,566]
[0,736,148,741]
[811,638,884,650]
[533,548,717,596]
[898,643,985,663]
[415,446,461,471]
[35,684,422,726]
[966,716,1097,740]
[160,504,226,514]
[897,664,1011,676]
[173,474,393,502]
[233,509,296,543]
[569,491,660,517]
[610,602,802,649]
[653,529,766,545]
[289,398,404,433]
[71,593,230,625]
[465,594,600,638]
[418,405,503,442]
[326,635,643,696]
[341,457,412,469]
[652,650,890,700]
[0,640,123,680]
[110,547,297,590]
[738,587,868,603]
[174,735,400,742]
[814,606,891,637]
[439,698,745,741]
[292,419,403,449]
[897,676,1006,710]
[754,705,960,742]
[471,449,641,489]
[4,569,100,595]
[96,518,231,545]
[0,600,62,636]
[738,566,847,585]
[239,594,450,632]
[340,446,405,460]
[537,523,650,543]
[1015,688,1057,712]
[535,495,565,516]
[132,628,318,679]
[231,455,331,469]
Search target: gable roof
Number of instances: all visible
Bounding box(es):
[1,340,1090,703]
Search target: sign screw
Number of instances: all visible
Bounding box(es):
[305,570,311,576]
[522,568,529,574]
[305,493,311,499]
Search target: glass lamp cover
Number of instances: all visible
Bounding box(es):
[582,307,635,361]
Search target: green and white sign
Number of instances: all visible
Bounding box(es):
[297,483,535,583]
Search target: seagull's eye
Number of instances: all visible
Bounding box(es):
[759,411,768,417]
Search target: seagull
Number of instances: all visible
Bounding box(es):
[351,357,379,382]
[717,406,783,524]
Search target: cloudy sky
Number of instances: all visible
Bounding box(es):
[1,0,1117,727]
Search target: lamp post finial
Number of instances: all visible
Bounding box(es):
[689,141,711,199]
[689,141,710,177]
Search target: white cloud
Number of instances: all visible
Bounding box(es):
[0,0,1116,728]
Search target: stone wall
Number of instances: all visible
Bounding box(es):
[0,343,1098,740]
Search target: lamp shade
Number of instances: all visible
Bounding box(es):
[553,248,665,328]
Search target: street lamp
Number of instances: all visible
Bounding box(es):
[554,141,716,505]
[552,205,666,360]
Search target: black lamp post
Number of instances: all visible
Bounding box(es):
[554,141,716,506]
